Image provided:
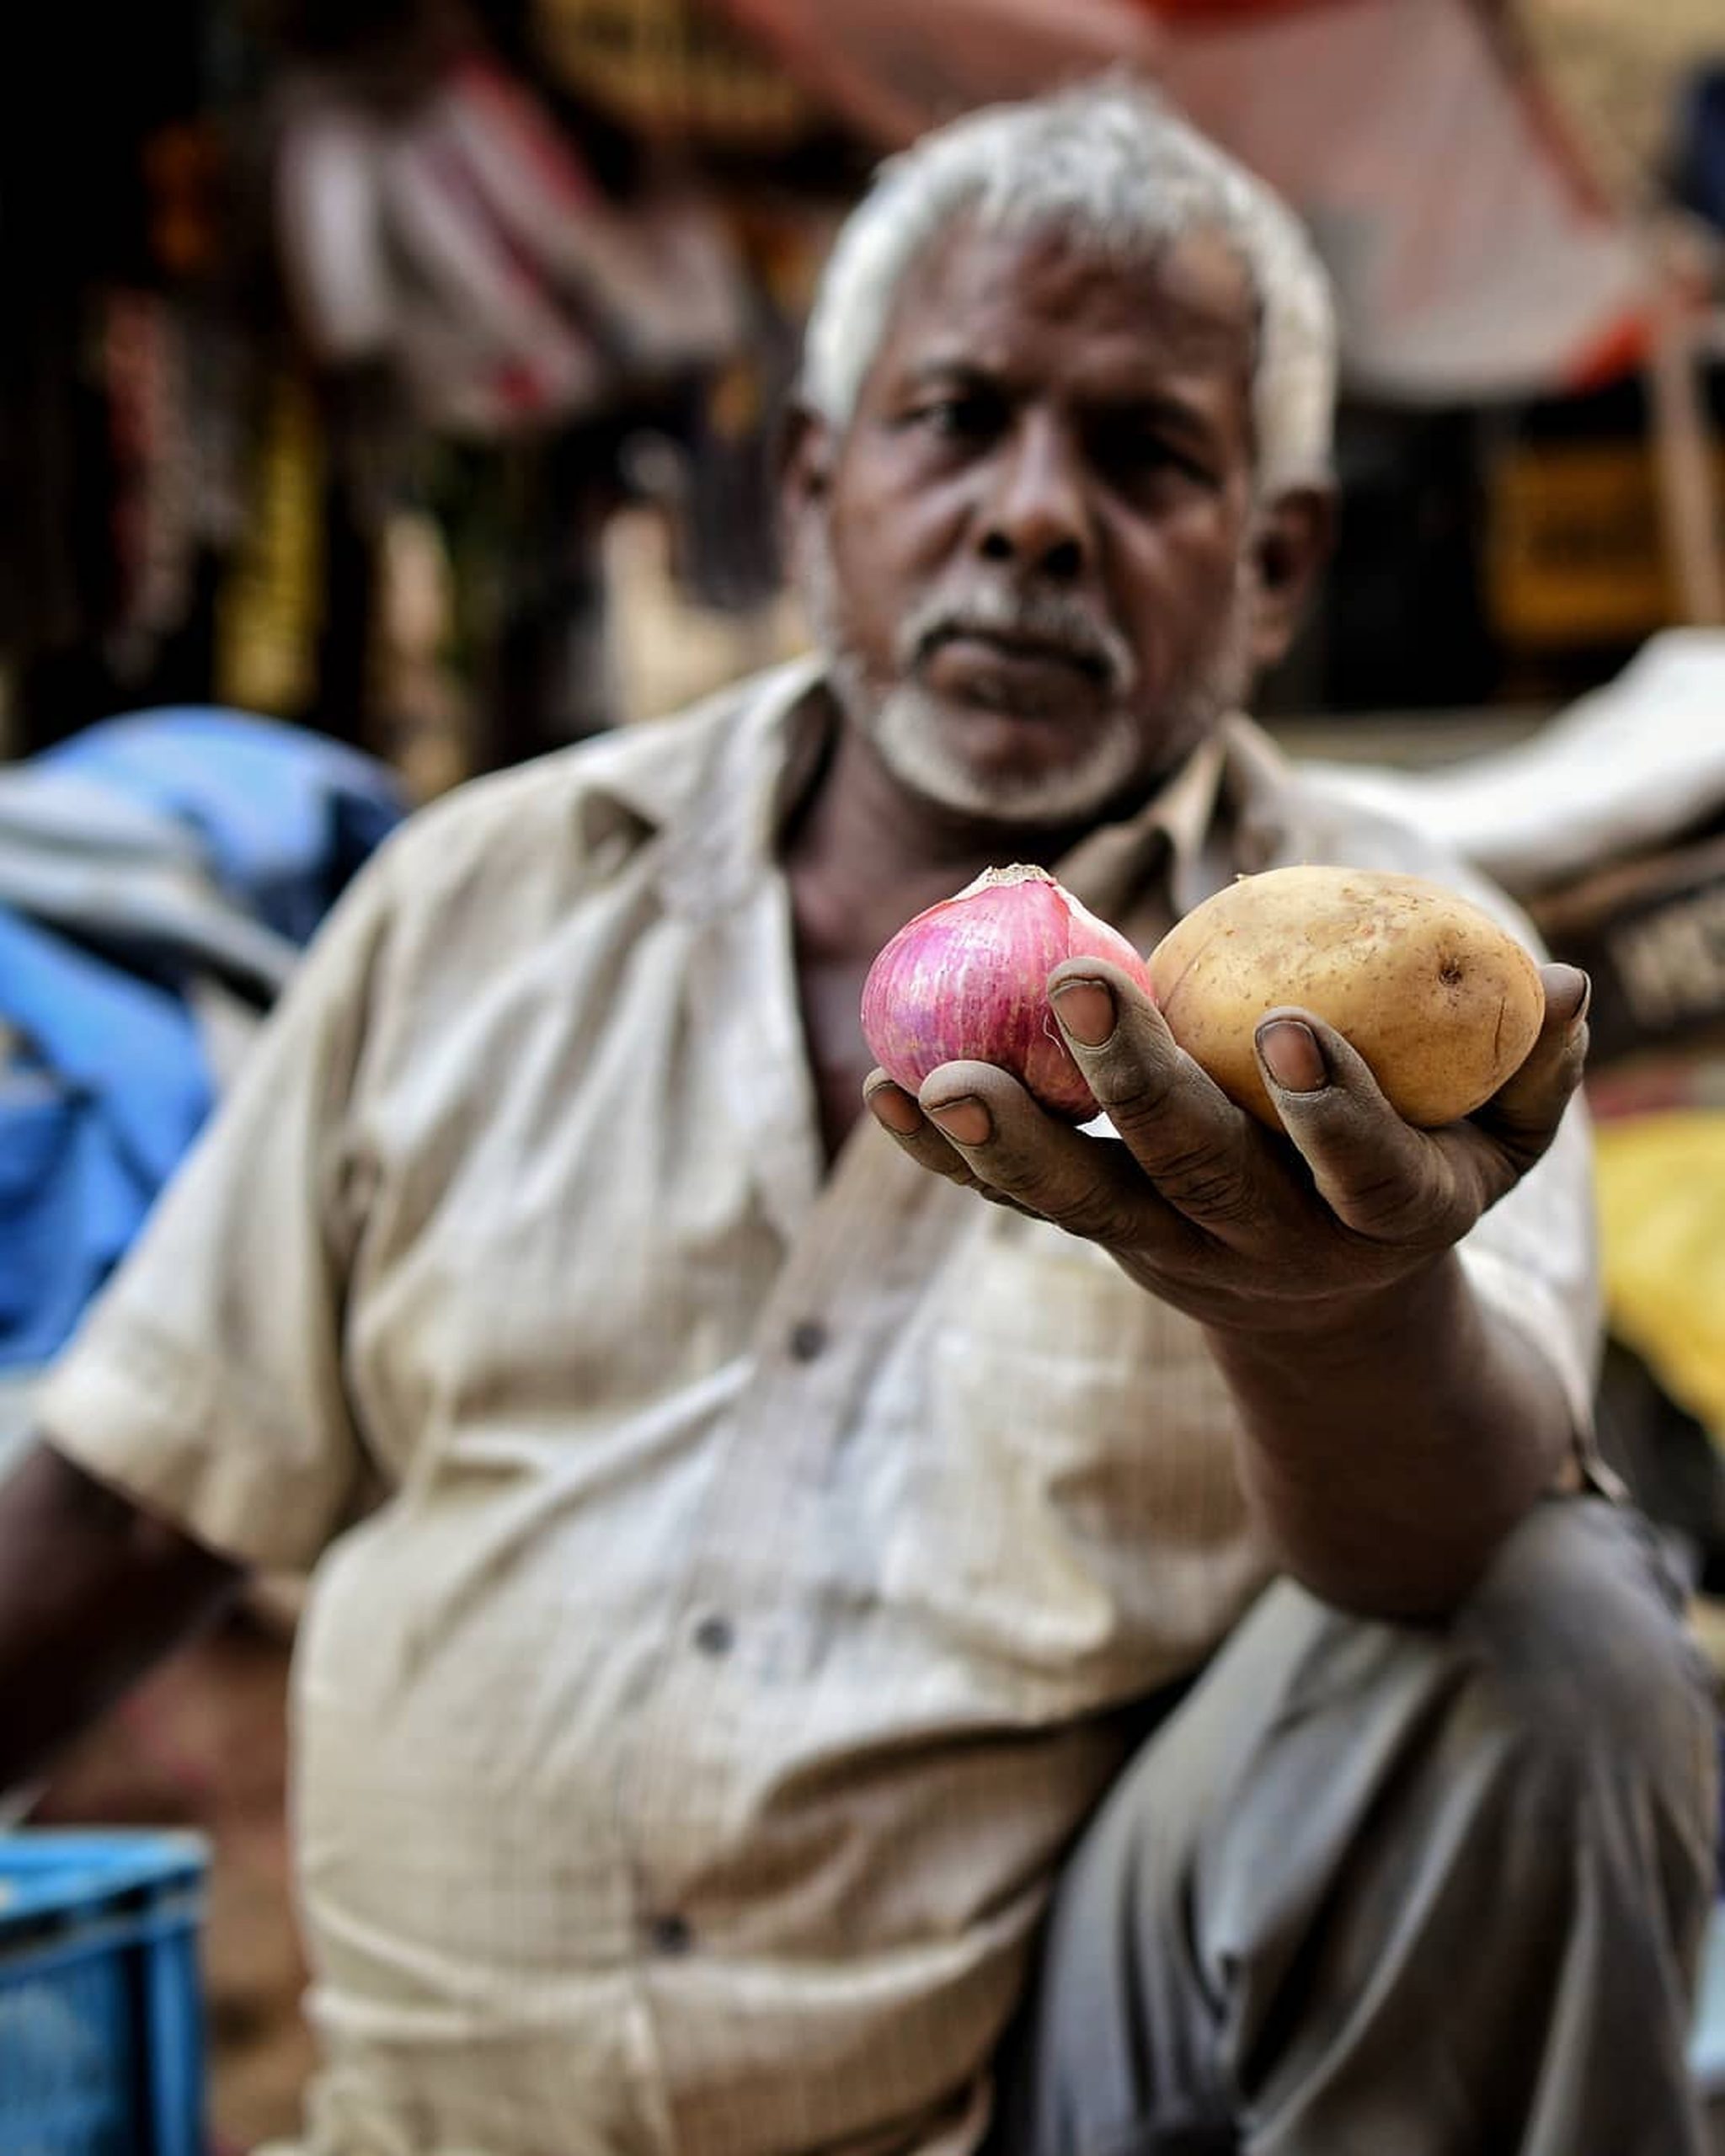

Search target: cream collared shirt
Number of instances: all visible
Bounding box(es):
[38,661,1599,2156]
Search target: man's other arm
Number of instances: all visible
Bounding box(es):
[0,1436,246,1796]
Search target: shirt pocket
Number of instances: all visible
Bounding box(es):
[885,1208,1272,1705]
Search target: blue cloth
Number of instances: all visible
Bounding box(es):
[1675,67,1725,235]
[0,912,210,1370]
[37,707,405,948]
[0,710,406,1373]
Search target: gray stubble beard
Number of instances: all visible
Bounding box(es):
[801,522,1257,830]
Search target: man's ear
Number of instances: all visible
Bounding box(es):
[1247,483,1337,671]
[777,401,837,576]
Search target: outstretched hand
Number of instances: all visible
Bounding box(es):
[863,956,1590,1341]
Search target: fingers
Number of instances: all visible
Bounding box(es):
[1247,963,1591,1246]
[1043,958,1272,1240]
[868,949,1589,1262]
[862,1070,1065,1222]
[862,1072,1010,1200]
[865,1059,1197,1256]
[870,959,1287,1247]
[1472,964,1590,1171]
[1250,1009,1475,1246]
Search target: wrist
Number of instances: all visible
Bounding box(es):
[1203,1250,1465,1371]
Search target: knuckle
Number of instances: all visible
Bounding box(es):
[1153,1145,1255,1229]
[897,1130,982,1190]
[1092,1051,1183,1133]
[1035,1167,1127,1243]
[975,1183,1042,1220]
[1500,1024,1586,1117]
[1363,1167,1476,1248]
[1323,1163,1441,1244]
[1493,1124,1556,1182]
[1092,1052,1258,1230]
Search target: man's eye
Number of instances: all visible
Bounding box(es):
[912,395,1000,441]
[1103,430,1209,487]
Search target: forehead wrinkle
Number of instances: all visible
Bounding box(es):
[873,224,1254,442]
[1004,194,1263,387]
[799,83,1338,490]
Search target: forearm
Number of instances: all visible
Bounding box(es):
[0,1438,246,1796]
[1206,1255,1578,1620]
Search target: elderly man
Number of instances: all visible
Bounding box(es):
[0,83,1713,2156]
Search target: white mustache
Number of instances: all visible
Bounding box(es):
[898,584,1136,696]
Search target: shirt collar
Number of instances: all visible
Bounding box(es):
[602,657,1289,926]
[593,657,827,921]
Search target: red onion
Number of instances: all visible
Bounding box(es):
[860,863,1156,1123]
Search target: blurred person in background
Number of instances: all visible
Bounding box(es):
[0,82,1715,2156]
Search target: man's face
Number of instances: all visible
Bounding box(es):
[799,215,1269,827]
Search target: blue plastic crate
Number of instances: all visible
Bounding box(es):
[0,1830,208,2156]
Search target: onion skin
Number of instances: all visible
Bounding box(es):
[860,864,1156,1123]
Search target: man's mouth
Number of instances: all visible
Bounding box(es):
[925,625,1110,687]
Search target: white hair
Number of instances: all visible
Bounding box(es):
[800,82,1338,493]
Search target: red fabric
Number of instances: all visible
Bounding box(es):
[711,0,1652,399]
[1140,0,1348,18]
[712,0,1162,147]
[1148,0,1654,399]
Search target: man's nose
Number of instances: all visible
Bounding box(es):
[977,414,1094,580]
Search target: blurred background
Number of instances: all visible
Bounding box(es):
[3,0,1723,777]
[3,0,1725,2145]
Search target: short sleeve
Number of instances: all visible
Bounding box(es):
[1458,1084,1604,1450]
[33,842,399,1571]
[1427,872,1605,1462]
[1267,766,1608,1473]
[1435,878,1607,1478]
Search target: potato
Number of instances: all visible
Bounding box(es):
[1149,865,1546,1129]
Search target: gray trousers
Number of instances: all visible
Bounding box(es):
[991,1498,1720,2156]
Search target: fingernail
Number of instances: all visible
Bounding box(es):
[1257,1018,1327,1093]
[927,1096,992,1146]
[865,1082,921,1135]
[1051,979,1116,1048]
[1561,979,1587,1052]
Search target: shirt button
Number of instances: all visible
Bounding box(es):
[692,1614,734,1657]
[788,1318,829,1362]
[649,1912,693,1955]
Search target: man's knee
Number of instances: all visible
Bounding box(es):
[1072,1499,1717,1930]
[1452,1497,1716,1832]
[1097,1497,1720,2009]
[1005,1500,1719,2156]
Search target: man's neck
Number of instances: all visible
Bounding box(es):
[782,713,1107,965]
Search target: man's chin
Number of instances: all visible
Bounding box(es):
[868,686,1146,828]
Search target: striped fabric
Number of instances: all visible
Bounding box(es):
[37,660,1599,2156]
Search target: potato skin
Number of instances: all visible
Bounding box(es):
[1149,866,1546,1129]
